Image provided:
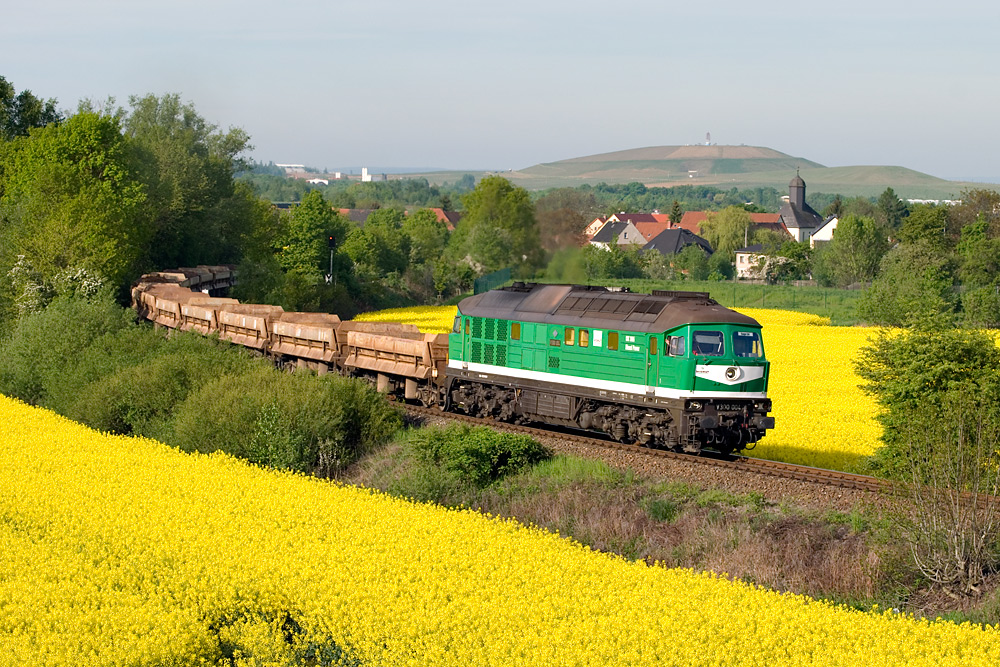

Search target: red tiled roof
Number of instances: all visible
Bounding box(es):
[425,207,461,231]
[633,220,671,242]
[610,212,660,224]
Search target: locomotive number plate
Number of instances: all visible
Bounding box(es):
[713,403,746,412]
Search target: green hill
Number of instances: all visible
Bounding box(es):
[496,145,993,199]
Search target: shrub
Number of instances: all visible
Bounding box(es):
[0,293,134,405]
[169,367,403,475]
[72,335,268,440]
[409,424,550,487]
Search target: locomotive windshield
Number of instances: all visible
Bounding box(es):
[692,330,724,356]
[733,330,763,358]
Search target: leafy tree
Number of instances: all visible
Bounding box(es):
[534,188,594,252]
[0,75,61,141]
[899,203,949,249]
[0,111,148,295]
[764,240,811,284]
[277,190,347,276]
[856,328,1000,596]
[840,196,878,219]
[706,251,735,281]
[857,326,1000,473]
[581,242,644,280]
[123,93,252,268]
[402,208,448,267]
[449,176,542,274]
[857,242,956,326]
[673,244,710,281]
[824,214,888,287]
[948,188,1000,239]
[698,206,753,259]
[955,217,1000,327]
[342,207,410,281]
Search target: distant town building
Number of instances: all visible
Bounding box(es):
[360,167,387,183]
[777,172,824,242]
[307,178,329,185]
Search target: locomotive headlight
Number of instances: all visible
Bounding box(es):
[687,400,703,411]
[754,400,771,412]
[725,366,740,381]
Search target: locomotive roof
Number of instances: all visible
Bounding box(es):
[457,283,760,333]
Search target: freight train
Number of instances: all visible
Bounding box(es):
[132,266,774,455]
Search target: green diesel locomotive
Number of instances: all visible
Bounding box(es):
[445,283,774,455]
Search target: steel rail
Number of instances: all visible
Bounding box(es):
[403,404,890,495]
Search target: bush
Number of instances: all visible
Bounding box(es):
[169,367,403,475]
[409,424,551,488]
[0,293,135,405]
[855,326,1000,477]
[71,334,269,440]
[960,287,1000,328]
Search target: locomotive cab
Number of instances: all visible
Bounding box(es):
[656,323,774,453]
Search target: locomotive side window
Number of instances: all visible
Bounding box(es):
[668,335,686,357]
[608,331,619,351]
[579,329,589,348]
[511,322,521,340]
[733,330,762,358]
[692,330,724,356]
[565,327,575,346]
[453,316,462,333]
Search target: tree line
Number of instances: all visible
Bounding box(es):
[0,76,547,326]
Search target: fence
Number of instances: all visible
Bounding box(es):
[474,267,512,294]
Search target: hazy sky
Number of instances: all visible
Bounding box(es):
[3,0,999,179]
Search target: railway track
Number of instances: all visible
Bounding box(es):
[404,404,889,496]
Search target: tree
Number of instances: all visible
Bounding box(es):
[0,111,148,296]
[0,75,62,141]
[955,216,1000,327]
[342,208,410,282]
[764,240,811,284]
[581,242,644,280]
[669,200,683,228]
[948,188,1000,239]
[276,190,346,277]
[899,203,949,250]
[821,194,843,218]
[698,206,753,259]
[857,241,955,327]
[856,328,1000,596]
[673,244,710,281]
[876,186,908,230]
[449,176,542,274]
[824,214,888,287]
[840,196,878,219]
[123,93,253,269]
[402,208,448,267]
[534,188,594,252]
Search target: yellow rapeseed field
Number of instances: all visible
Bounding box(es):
[2,395,997,666]
[357,305,880,470]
